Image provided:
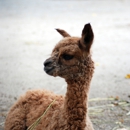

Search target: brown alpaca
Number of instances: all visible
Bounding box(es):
[5,23,95,130]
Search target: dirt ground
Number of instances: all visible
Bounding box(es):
[0,0,130,130]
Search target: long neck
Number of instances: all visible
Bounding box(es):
[64,57,94,130]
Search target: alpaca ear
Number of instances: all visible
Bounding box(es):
[56,29,71,37]
[79,23,94,52]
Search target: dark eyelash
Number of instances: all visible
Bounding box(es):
[62,54,74,60]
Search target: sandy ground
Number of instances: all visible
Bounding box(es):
[0,0,130,130]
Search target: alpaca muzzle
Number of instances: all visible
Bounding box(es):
[44,58,55,75]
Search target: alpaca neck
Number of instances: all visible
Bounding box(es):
[64,58,94,129]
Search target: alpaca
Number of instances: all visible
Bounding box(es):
[5,23,95,130]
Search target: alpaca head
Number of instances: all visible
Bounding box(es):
[44,23,94,81]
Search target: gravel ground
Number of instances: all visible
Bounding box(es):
[0,0,130,130]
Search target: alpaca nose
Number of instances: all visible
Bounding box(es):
[44,59,53,67]
[44,58,54,74]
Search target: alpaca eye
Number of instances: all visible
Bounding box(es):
[62,54,74,60]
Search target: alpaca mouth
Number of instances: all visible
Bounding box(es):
[44,66,54,75]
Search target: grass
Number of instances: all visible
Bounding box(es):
[27,99,56,130]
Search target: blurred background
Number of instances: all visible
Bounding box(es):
[0,0,130,130]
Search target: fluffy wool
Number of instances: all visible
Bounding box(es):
[5,23,95,130]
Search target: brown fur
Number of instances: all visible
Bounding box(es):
[5,23,95,130]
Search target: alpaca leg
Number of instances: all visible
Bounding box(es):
[4,103,26,130]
